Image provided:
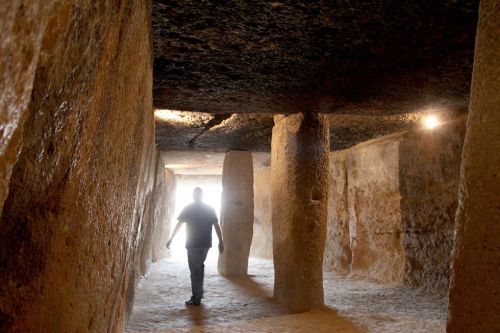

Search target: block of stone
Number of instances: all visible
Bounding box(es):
[271,112,329,312]
[218,150,254,276]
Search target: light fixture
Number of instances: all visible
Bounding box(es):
[423,114,440,129]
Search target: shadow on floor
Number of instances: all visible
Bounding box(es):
[223,274,274,299]
[185,305,207,327]
[125,258,372,332]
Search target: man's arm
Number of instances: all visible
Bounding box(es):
[214,222,224,253]
[166,221,184,249]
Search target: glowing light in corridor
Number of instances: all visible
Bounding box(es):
[169,183,222,260]
[423,114,440,129]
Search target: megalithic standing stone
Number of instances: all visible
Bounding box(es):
[271,112,329,313]
[217,150,254,276]
[447,1,500,332]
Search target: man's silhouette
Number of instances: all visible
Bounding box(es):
[167,187,224,305]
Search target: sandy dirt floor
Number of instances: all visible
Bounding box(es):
[126,253,447,332]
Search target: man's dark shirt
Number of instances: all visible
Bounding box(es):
[178,202,218,249]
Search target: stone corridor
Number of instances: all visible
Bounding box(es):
[1,1,498,332]
[126,256,447,332]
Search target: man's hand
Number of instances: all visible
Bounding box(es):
[166,221,183,250]
[214,223,224,254]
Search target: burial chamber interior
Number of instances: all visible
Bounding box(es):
[1,1,499,332]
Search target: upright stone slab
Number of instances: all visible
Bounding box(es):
[218,151,254,276]
[271,113,329,312]
[447,1,500,332]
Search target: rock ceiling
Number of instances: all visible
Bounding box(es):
[152,0,478,159]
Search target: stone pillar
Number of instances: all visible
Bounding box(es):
[217,150,254,275]
[271,112,329,312]
[447,1,500,332]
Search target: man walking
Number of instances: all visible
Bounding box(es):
[167,187,224,305]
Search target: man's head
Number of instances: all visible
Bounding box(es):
[193,187,203,203]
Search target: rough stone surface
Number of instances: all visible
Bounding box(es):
[156,112,273,152]
[249,168,272,259]
[324,118,465,292]
[126,257,448,333]
[151,0,475,154]
[248,118,465,293]
[127,147,159,321]
[346,134,405,284]
[152,1,478,116]
[400,119,466,293]
[271,113,329,312]
[127,154,177,319]
[155,110,463,153]
[218,151,254,276]
[447,1,500,332]
[323,151,351,273]
[0,2,155,332]
[152,168,177,262]
[0,1,57,216]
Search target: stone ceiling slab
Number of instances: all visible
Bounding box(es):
[152,1,478,115]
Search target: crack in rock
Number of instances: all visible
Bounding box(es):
[189,113,233,148]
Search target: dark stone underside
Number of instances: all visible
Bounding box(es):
[153,0,478,115]
[152,1,477,152]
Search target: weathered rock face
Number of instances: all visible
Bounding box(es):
[248,117,465,294]
[127,154,177,319]
[155,110,462,154]
[271,113,329,312]
[346,134,405,284]
[152,168,176,262]
[400,120,466,292]
[249,168,272,259]
[0,2,155,332]
[324,118,465,293]
[152,1,478,115]
[0,1,57,217]
[323,151,351,274]
[447,1,500,332]
[218,151,254,276]
[126,147,158,321]
[156,112,274,152]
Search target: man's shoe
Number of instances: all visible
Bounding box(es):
[185,299,200,306]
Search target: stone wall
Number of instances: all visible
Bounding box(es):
[152,168,176,262]
[126,154,177,319]
[346,134,406,284]
[400,120,465,292]
[0,2,157,332]
[250,168,273,259]
[324,117,465,293]
[323,151,351,274]
[0,1,57,217]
